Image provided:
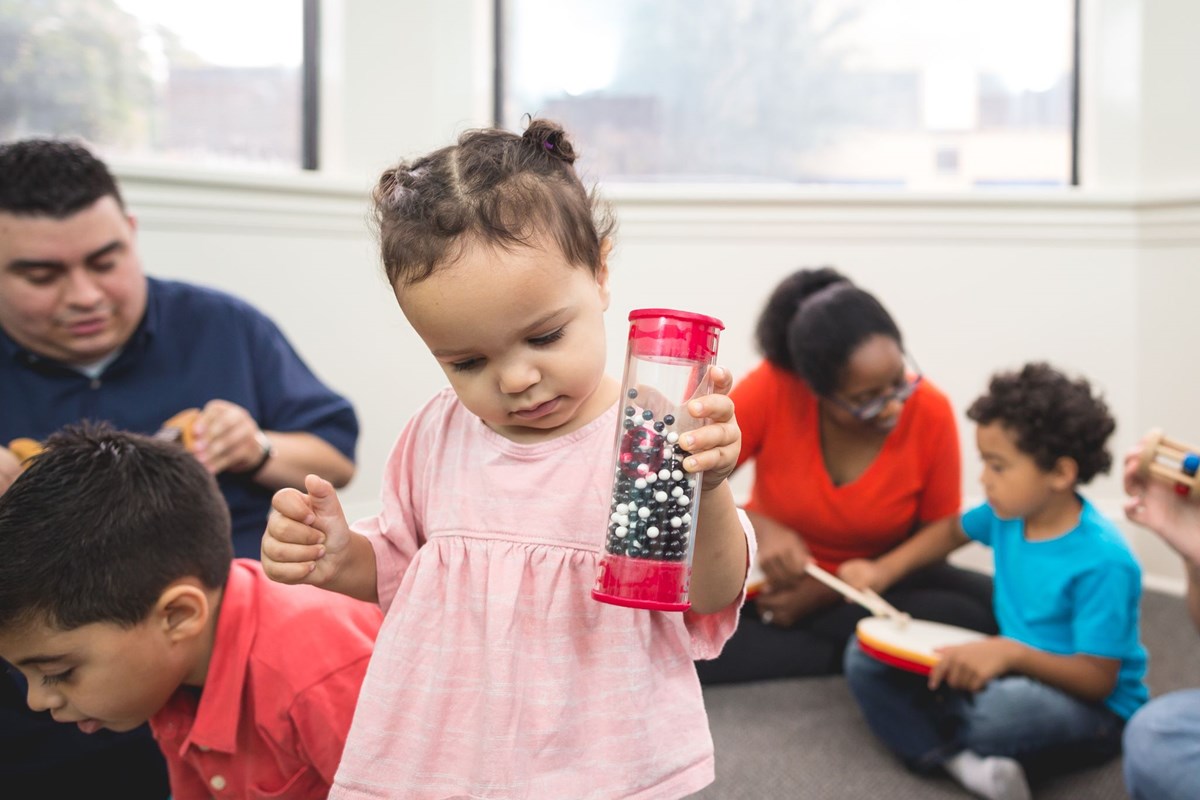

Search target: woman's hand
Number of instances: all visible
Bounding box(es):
[756,523,810,589]
[838,558,891,593]
[755,578,839,627]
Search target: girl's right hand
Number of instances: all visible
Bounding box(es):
[261,473,352,586]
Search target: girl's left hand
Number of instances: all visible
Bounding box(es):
[678,366,741,491]
[929,637,1021,692]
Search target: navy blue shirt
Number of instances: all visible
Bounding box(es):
[0,277,359,558]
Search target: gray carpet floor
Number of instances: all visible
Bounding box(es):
[694,589,1200,799]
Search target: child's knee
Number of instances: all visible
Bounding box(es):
[842,638,884,685]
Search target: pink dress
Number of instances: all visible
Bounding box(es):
[330,389,753,800]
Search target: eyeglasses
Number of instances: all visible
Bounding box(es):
[828,354,923,421]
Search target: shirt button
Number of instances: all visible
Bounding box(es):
[198,745,210,752]
[210,775,226,791]
[89,378,101,389]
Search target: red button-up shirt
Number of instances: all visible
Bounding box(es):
[150,560,382,799]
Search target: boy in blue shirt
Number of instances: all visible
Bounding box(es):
[841,362,1148,800]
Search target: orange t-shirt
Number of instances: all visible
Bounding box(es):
[732,360,962,572]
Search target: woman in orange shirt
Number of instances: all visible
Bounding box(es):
[698,267,996,683]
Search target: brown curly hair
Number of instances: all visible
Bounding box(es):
[967,362,1115,484]
[371,118,615,288]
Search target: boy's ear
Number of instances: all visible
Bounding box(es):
[1049,456,1079,491]
[596,238,613,310]
[154,578,211,644]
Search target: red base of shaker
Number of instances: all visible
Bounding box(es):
[592,553,691,612]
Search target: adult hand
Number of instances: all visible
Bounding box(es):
[838,558,890,593]
[754,583,811,629]
[757,525,810,589]
[261,474,352,587]
[192,398,268,475]
[1123,440,1200,566]
[0,447,21,495]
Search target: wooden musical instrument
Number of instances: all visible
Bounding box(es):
[1136,429,1200,497]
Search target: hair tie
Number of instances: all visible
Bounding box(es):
[543,141,554,151]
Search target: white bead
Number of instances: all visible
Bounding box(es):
[619,515,629,526]
[637,463,649,475]
[646,473,657,484]
[683,513,692,523]
[655,491,668,502]
[672,470,683,481]
[616,526,628,538]
[638,507,651,519]
[671,486,683,497]
[677,495,690,506]
[658,469,670,480]
[634,478,647,489]
[671,516,682,528]
[667,432,679,443]
[610,512,622,523]
[616,503,628,513]
[647,527,659,538]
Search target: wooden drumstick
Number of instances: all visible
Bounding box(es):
[804,562,909,622]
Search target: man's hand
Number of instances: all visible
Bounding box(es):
[192,399,269,475]
[0,447,22,495]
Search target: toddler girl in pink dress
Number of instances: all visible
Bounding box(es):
[261,118,755,800]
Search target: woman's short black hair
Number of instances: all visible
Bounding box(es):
[755,267,902,396]
[967,362,1115,484]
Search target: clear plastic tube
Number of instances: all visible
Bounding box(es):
[592,308,724,611]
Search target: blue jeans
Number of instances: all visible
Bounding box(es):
[843,640,1124,775]
[1123,688,1200,800]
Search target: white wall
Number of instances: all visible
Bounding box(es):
[110,0,1200,592]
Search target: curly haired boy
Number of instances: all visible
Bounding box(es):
[842,362,1149,800]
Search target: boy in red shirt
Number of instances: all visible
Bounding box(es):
[0,424,381,799]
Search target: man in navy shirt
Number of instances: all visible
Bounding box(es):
[0,139,360,796]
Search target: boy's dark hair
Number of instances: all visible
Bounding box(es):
[371,117,616,287]
[0,423,232,633]
[755,267,903,396]
[967,362,1115,484]
[0,138,125,217]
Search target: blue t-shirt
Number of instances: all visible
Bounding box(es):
[961,498,1149,719]
[0,277,359,558]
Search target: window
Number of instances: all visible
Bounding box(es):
[0,0,316,170]
[498,0,1077,188]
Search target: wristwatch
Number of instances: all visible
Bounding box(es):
[246,431,274,476]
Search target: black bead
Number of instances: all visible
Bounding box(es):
[627,388,638,398]
[664,414,675,425]
[642,410,654,420]
[625,406,635,416]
